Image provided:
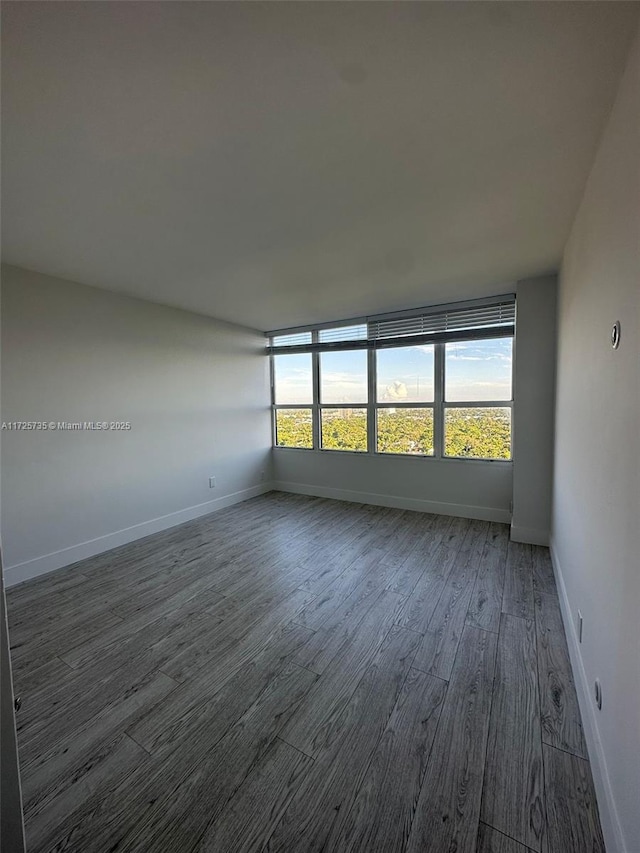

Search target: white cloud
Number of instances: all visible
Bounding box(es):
[382,381,408,400]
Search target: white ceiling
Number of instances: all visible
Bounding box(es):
[2,2,638,331]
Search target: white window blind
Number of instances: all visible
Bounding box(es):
[271,331,312,348]
[368,300,515,342]
[318,324,368,344]
[268,295,515,352]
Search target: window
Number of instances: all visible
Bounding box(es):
[444,338,512,402]
[320,350,368,404]
[444,407,511,460]
[376,345,434,403]
[376,345,434,456]
[272,353,313,448]
[444,338,513,459]
[320,350,368,451]
[377,409,434,455]
[269,296,514,460]
[321,409,368,452]
[275,409,313,449]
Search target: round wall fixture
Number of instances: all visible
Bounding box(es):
[611,321,621,349]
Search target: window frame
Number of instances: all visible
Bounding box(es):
[442,337,514,461]
[373,343,435,458]
[316,347,368,452]
[269,300,515,462]
[270,351,314,450]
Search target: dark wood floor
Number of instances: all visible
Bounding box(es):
[7,493,604,853]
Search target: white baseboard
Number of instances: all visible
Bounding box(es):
[510,523,550,546]
[273,480,511,524]
[4,484,273,588]
[549,538,625,853]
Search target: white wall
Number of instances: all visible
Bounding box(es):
[274,447,513,522]
[1,265,272,585]
[552,27,639,853]
[511,274,557,545]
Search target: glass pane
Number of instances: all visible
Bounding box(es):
[320,350,368,404]
[376,345,434,403]
[444,407,511,459]
[377,408,434,456]
[445,337,513,402]
[275,409,313,448]
[273,353,313,405]
[321,408,367,452]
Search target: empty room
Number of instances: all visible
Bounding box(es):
[1,2,638,852]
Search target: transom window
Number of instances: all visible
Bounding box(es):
[269,296,514,461]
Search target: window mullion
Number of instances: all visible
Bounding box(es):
[269,353,276,446]
[434,342,444,458]
[312,333,320,450]
[367,347,376,454]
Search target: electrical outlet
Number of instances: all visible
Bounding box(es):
[209,476,216,488]
[260,470,265,482]
[577,610,583,643]
[594,679,603,710]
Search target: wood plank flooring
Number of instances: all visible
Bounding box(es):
[6,492,603,853]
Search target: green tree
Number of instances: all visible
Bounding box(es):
[275,407,511,459]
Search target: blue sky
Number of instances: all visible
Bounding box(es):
[321,350,367,404]
[273,353,313,405]
[377,346,434,402]
[274,337,512,405]
[445,338,512,401]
